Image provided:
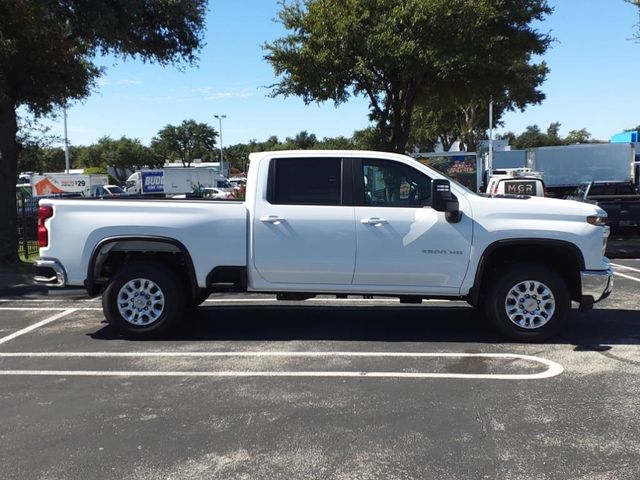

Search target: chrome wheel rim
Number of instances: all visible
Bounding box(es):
[117,278,165,326]
[505,280,555,329]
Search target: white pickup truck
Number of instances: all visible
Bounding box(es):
[34,150,613,341]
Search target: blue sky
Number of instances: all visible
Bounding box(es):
[45,0,640,148]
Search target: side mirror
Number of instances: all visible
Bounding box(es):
[431,179,461,223]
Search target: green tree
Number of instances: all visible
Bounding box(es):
[261,136,284,151]
[564,129,593,145]
[409,84,551,153]
[79,136,155,181]
[16,115,62,172]
[546,122,563,146]
[510,125,548,149]
[17,146,69,173]
[224,143,253,173]
[499,123,597,149]
[316,136,354,150]
[628,1,640,40]
[0,0,206,264]
[285,130,318,149]
[505,121,563,149]
[151,120,218,167]
[265,0,552,154]
[351,127,386,151]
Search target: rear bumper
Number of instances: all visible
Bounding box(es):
[579,266,613,310]
[33,258,67,287]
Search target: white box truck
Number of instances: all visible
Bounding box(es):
[126,168,233,195]
[526,143,635,197]
[31,173,109,197]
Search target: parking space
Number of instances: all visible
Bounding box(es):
[0,261,639,479]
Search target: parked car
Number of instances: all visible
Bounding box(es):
[93,184,126,197]
[201,187,232,199]
[35,150,612,341]
[229,177,247,190]
[566,181,640,232]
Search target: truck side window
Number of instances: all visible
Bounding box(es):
[272,157,342,205]
[360,159,431,207]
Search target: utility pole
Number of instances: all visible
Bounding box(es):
[63,106,70,173]
[488,96,494,176]
[214,114,226,177]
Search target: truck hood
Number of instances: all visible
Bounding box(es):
[474,194,607,220]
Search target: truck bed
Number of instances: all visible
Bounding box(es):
[39,197,248,288]
[589,196,640,229]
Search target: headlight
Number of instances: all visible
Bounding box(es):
[587,215,607,226]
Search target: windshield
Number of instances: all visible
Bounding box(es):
[445,174,477,195]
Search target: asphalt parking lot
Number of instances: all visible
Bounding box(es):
[0,260,639,480]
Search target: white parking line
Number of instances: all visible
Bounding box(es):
[0,352,563,380]
[613,272,640,283]
[0,308,78,345]
[0,299,83,303]
[0,307,102,311]
[0,370,559,380]
[612,263,640,274]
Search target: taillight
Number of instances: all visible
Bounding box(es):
[38,206,53,248]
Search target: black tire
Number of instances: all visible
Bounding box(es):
[102,262,185,338]
[484,263,570,342]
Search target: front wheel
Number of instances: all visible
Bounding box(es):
[102,262,185,338]
[484,263,570,342]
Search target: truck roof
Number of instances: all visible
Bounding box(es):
[248,150,416,162]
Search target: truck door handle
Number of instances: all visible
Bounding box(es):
[360,217,387,226]
[260,215,284,224]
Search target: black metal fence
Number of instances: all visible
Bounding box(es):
[16,194,39,259]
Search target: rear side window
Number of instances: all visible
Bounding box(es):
[271,158,342,205]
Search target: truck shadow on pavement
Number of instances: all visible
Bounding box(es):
[89,305,640,347]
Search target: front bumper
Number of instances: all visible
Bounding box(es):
[580,266,613,309]
[34,258,67,287]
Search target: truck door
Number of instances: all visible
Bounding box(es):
[252,156,356,285]
[352,158,472,291]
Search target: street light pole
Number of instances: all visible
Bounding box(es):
[488,96,494,176]
[214,114,227,177]
[63,106,70,173]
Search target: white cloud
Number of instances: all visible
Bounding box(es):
[195,86,256,101]
[117,79,142,86]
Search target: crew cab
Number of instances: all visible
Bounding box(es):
[34,150,613,341]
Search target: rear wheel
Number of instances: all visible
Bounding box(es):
[102,262,185,338]
[484,263,570,342]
